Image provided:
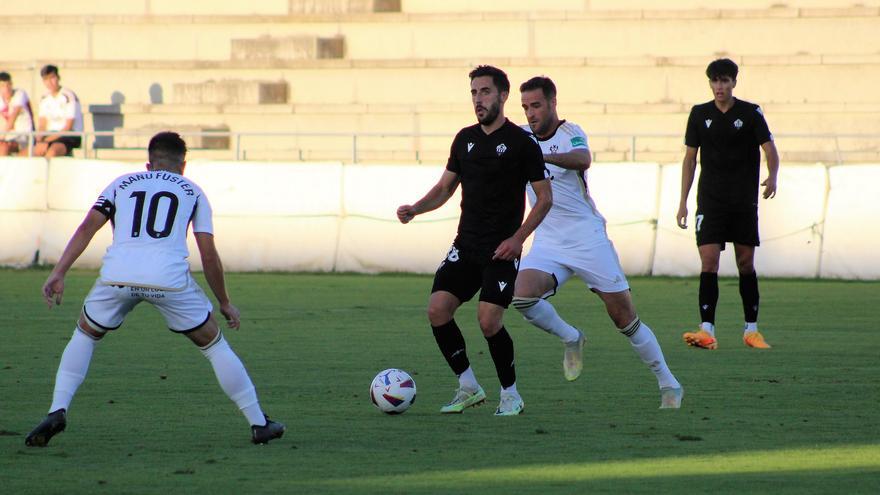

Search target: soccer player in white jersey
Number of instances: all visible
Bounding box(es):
[511,76,683,408]
[33,64,84,158]
[0,71,34,156]
[25,132,285,446]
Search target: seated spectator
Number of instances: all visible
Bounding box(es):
[33,65,83,157]
[0,72,34,156]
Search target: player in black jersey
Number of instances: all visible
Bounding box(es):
[676,58,779,350]
[397,65,551,416]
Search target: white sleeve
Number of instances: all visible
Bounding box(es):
[11,90,27,109]
[62,91,76,120]
[191,193,214,234]
[569,123,589,151]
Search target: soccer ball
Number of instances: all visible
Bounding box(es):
[370,368,417,414]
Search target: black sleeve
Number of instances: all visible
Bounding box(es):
[92,194,115,218]
[522,136,548,183]
[445,132,461,174]
[684,106,701,148]
[752,105,773,145]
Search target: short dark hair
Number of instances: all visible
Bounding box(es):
[469,65,510,94]
[0,72,11,83]
[148,132,187,169]
[520,76,556,100]
[40,64,59,78]
[706,58,738,80]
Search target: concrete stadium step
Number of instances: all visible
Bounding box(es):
[11,56,880,111]
[4,0,400,16]
[172,80,290,104]
[2,7,878,61]
[7,0,878,17]
[402,0,880,13]
[81,102,880,164]
[231,35,346,61]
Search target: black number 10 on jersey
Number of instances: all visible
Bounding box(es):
[129,191,179,238]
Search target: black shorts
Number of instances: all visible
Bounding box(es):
[695,208,760,248]
[431,245,519,308]
[52,136,82,154]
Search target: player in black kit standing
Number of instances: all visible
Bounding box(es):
[677,58,779,351]
[397,65,552,416]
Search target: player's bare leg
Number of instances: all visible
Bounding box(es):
[734,243,770,348]
[596,290,683,408]
[187,315,284,443]
[26,315,104,447]
[44,141,69,157]
[512,269,584,381]
[32,141,49,156]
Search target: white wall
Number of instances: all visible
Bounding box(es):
[1,158,878,279]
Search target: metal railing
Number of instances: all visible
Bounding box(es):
[3,130,878,165]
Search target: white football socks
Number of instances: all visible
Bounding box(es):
[200,334,266,426]
[700,322,716,336]
[502,382,519,397]
[624,318,680,390]
[516,298,582,343]
[49,327,98,413]
[457,366,480,392]
[744,322,758,333]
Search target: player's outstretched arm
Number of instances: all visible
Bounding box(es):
[194,232,240,330]
[43,209,108,308]
[543,149,591,171]
[677,146,699,229]
[761,140,780,199]
[494,178,553,261]
[397,170,460,224]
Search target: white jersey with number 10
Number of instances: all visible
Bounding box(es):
[92,170,213,290]
[522,121,607,248]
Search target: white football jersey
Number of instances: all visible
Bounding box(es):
[0,88,34,134]
[92,170,213,290]
[522,120,608,248]
[39,87,83,132]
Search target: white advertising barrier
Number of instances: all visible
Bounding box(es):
[184,161,343,216]
[754,164,826,277]
[820,164,880,279]
[185,161,344,272]
[654,163,828,277]
[3,158,880,279]
[653,163,713,276]
[0,158,47,266]
[336,164,461,273]
[588,163,661,276]
[41,159,135,266]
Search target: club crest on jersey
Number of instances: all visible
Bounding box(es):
[446,245,460,262]
[733,119,743,129]
[496,143,507,156]
[705,119,712,128]
[549,144,559,154]
[467,142,474,153]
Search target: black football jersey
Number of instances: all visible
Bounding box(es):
[446,119,547,256]
[685,98,773,211]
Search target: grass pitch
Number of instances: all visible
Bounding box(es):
[1,270,878,494]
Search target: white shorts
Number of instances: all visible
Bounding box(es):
[82,275,213,333]
[520,239,630,296]
[1,135,28,149]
